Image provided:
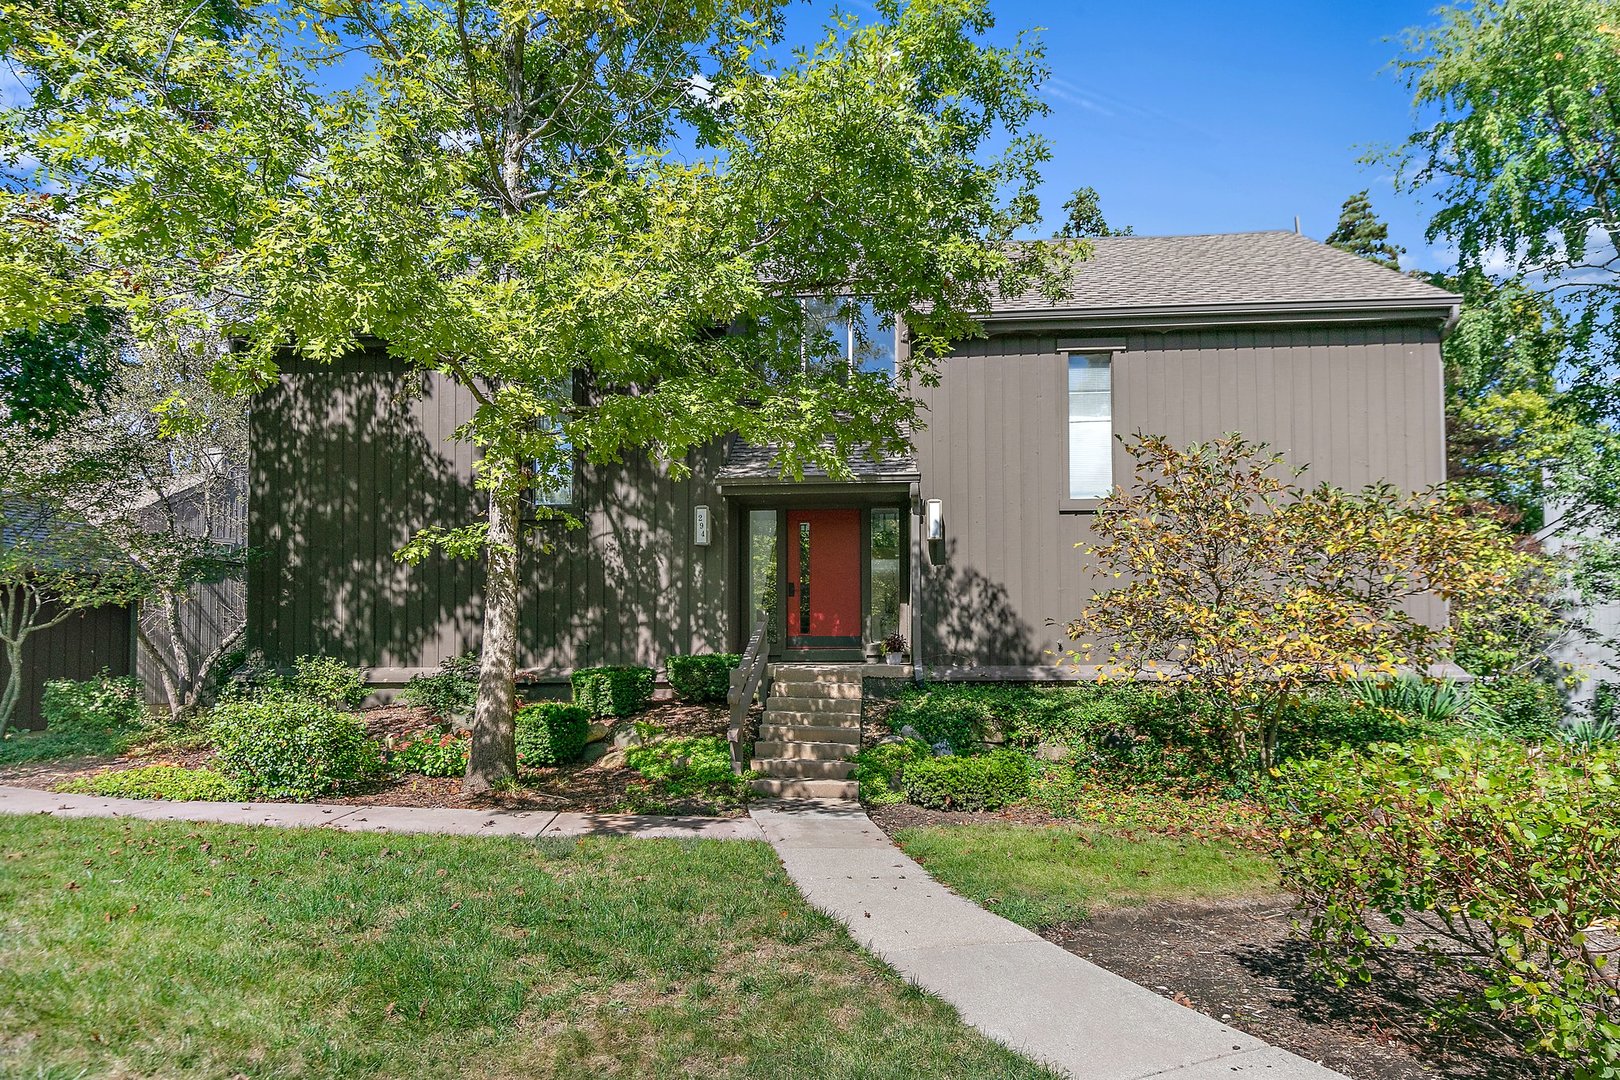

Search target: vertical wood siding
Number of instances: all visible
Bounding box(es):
[913,322,1449,665]
[249,352,733,675]
[1,603,133,730]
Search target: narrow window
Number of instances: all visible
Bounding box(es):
[868,508,902,641]
[532,416,574,508]
[797,520,812,634]
[1068,354,1113,499]
[747,510,778,643]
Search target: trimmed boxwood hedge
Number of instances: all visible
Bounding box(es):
[901,749,1034,811]
[516,702,591,766]
[209,698,386,799]
[664,654,742,704]
[570,665,654,718]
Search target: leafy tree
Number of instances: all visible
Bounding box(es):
[1066,434,1540,771]
[1325,190,1403,270]
[0,0,1068,789]
[1058,185,1132,238]
[0,306,121,437]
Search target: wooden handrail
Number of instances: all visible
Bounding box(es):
[727,610,771,774]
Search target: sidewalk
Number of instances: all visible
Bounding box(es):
[0,785,764,840]
[750,801,1348,1080]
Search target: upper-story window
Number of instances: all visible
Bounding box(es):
[532,416,574,508]
[800,298,898,377]
[1068,353,1113,499]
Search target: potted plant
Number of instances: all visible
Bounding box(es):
[883,632,909,666]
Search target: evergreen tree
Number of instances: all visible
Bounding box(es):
[1059,186,1133,238]
[1326,190,1404,270]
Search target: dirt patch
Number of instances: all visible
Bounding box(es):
[1047,897,1553,1080]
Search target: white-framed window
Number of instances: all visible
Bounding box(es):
[799,298,898,377]
[1067,353,1113,499]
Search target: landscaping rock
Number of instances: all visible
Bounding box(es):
[898,724,923,741]
[585,721,613,745]
[1035,743,1069,762]
[596,749,628,770]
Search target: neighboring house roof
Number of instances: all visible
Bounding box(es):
[719,435,919,484]
[989,231,1461,321]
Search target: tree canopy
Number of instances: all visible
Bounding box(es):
[0,0,1070,786]
[1057,185,1132,238]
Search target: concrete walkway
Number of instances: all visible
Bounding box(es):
[0,785,764,840]
[751,802,1348,1080]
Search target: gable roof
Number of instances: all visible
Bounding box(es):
[990,231,1460,320]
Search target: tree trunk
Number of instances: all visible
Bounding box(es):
[0,639,24,739]
[465,485,522,792]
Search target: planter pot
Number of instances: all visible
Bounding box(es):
[885,652,905,666]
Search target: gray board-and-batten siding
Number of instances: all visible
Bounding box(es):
[912,320,1449,670]
[248,350,735,682]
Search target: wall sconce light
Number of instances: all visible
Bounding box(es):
[925,499,944,541]
[694,505,712,546]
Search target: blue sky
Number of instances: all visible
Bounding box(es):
[804,0,1454,269]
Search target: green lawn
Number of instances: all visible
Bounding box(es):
[0,816,1054,1080]
[894,824,1279,930]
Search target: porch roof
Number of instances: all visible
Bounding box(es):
[717,436,919,485]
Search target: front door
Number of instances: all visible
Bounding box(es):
[785,509,862,649]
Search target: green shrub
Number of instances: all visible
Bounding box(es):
[41,672,147,732]
[57,765,241,802]
[852,739,930,806]
[1273,739,1620,1076]
[664,653,741,703]
[1348,674,1480,726]
[398,653,479,718]
[222,654,369,711]
[570,665,654,718]
[209,698,386,799]
[902,749,1034,811]
[389,729,469,777]
[1470,675,1565,741]
[515,702,590,767]
[624,734,747,800]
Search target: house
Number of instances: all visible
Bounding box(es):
[246,231,1461,691]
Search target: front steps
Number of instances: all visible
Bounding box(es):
[749,666,862,800]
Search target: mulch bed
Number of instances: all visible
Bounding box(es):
[867,810,1553,1080]
[0,700,746,816]
[1049,898,1553,1080]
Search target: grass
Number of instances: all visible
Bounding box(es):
[894,823,1279,930]
[0,816,1056,1080]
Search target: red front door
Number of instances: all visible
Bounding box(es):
[785,509,862,648]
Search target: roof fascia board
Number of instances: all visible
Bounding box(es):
[978,297,1462,334]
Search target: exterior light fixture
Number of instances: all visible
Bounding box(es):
[925,499,944,541]
[694,505,712,546]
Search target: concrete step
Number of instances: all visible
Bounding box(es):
[756,723,861,745]
[765,695,863,714]
[750,758,857,780]
[761,710,860,731]
[766,682,861,701]
[749,777,859,800]
[753,740,854,762]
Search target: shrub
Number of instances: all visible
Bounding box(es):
[664,653,741,704]
[389,729,469,777]
[515,702,590,767]
[398,653,479,718]
[1470,675,1565,741]
[571,665,654,718]
[902,749,1034,811]
[41,672,146,732]
[209,698,386,799]
[624,734,747,799]
[852,738,930,806]
[222,654,369,711]
[57,765,241,802]
[1348,674,1480,726]
[1272,739,1620,1076]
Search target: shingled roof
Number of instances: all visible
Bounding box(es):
[990,231,1460,317]
[718,435,918,484]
